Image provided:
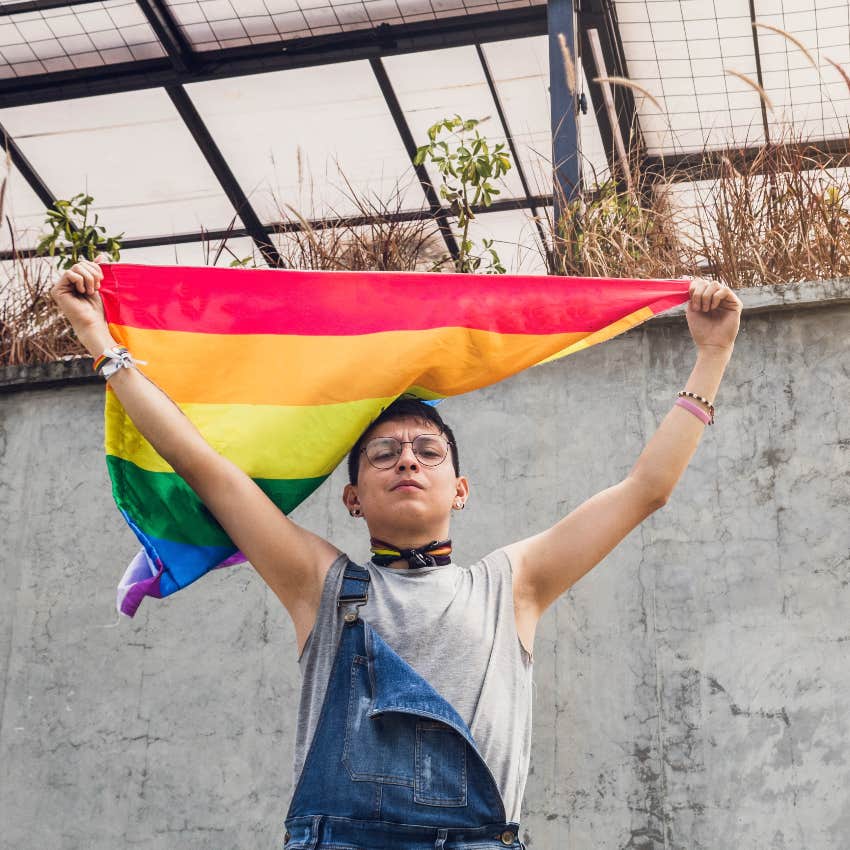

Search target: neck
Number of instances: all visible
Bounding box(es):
[367,526,449,552]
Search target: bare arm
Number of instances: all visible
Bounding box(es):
[52,258,340,634]
[507,278,742,630]
[506,346,733,621]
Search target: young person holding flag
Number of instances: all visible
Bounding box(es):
[51,255,741,849]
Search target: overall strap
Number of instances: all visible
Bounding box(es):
[337,559,370,623]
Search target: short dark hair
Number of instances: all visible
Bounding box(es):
[347,396,460,485]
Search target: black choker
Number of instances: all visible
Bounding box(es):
[369,537,452,569]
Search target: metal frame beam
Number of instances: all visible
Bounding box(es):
[0,194,549,260]
[0,0,102,14]
[747,0,771,145]
[369,57,459,262]
[549,0,580,238]
[644,137,850,182]
[0,8,547,108]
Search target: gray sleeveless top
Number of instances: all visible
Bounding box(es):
[291,547,535,823]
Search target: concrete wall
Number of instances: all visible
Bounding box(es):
[2,279,849,850]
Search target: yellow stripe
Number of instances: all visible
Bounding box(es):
[535,307,655,366]
[106,324,586,406]
[104,391,402,477]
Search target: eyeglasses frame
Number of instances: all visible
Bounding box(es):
[360,433,454,469]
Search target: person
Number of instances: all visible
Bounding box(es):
[51,255,742,849]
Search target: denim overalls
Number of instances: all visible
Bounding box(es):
[283,560,527,850]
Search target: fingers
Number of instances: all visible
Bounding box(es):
[65,259,104,296]
[689,277,735,312]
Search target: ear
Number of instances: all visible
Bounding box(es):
[454,476,470,506]
[342,483,361,515]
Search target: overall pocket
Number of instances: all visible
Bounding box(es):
[342,655,415,786]
[342,655,469,807]
[414,719,468,806]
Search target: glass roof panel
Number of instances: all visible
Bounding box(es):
[481,35,551,195]
[615,0,767,154]
[383,45,526,199]
[0,164,54,252]
[118,235,259,266]
[165,0,546,51]
[754,0,850,142]
[574,46,612,188]
[464,206,548,274]
[483,34,610,191]
[0,0,165,79]
[0,88,243,240]
[184,60,428,221]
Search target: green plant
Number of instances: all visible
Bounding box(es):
[414,115,511,273]
[36,193,123,269]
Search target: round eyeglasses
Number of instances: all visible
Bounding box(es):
[361,434,452,469]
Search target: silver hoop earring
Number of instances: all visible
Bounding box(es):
[350,509,361,517]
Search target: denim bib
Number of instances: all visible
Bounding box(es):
[283,559,526,850]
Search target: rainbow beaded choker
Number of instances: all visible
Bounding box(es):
[369,537,452,569]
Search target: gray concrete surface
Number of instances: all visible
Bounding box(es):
[1,279,849,849]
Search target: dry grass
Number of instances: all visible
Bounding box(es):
[268,173,447,272]
[694,135,850,287]
[538,122,850,286]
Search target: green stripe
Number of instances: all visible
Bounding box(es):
[105,455,328,547]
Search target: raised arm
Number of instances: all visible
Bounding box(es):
[506,278,743,640]
[51,257,340,642]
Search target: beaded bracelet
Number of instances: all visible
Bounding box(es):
[676,390,715,425]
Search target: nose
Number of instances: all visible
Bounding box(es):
[396,442,419,471]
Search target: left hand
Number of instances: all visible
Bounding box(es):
[684,276,743,354]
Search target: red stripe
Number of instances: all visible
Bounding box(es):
[98,263,690,336]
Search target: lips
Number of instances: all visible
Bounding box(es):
[392,479,423,491]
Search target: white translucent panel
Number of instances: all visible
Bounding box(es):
[117,236,261,267]
[165,0,546,50]
[0,89,242,239]
[615,0,766,154]
[0,161,53,252]
[184,61,428,220]
[754,1,850,143]
[575,57,612,188]
[464,207,548,275]
[481,36,551,195]
[384,46,526,200]
[617,0,850,154]
[0,1,164,79]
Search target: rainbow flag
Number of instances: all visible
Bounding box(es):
[98,263,690,616]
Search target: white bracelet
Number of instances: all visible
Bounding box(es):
[96,346,147,380]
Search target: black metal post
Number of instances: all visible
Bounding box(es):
[549,0,580,259]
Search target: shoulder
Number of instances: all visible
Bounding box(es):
[465,548,513,589]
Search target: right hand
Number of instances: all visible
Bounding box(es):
[50,254,110,335]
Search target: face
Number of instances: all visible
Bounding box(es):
[342,415,469,545]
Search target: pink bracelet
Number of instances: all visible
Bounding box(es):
[675,396,712,425]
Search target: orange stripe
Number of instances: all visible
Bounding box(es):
[107,324,587,406]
